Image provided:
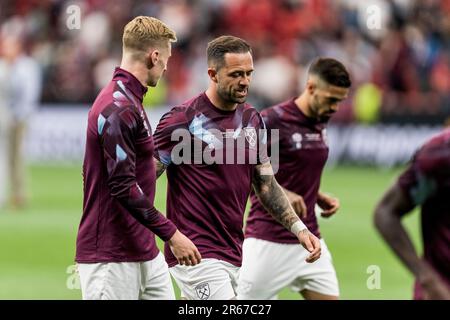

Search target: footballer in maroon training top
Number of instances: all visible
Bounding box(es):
[397,129,450,299]
[76,68,176,263]
[154,92,268,267]
[246,98,329,243]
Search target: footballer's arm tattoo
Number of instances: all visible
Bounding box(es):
[154,158,167,179]
[252,162,301,230]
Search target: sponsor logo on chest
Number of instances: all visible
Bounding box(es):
[291,130,327,149]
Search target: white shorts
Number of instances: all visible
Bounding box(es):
[77,252,175,300]
[237,238,339,299]
[170,258,240,300]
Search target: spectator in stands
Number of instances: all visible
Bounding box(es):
[0,17,42,209]
[0,0,448,122]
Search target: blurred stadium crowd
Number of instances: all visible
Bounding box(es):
[0,0,449,123]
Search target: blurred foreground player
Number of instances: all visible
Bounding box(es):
[238,58,351,300]
[154,36,321,300]
[375,129,450,300]
[75,16,200,300]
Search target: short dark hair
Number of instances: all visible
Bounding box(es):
[207,35,252,70]
[308,57,351,88]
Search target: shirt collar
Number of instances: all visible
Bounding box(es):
[289,98,328,125]
[112,67,148,102]
[201,92,238,115]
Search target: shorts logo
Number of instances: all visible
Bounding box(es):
[195,282,210,300]
[244,127,257,147]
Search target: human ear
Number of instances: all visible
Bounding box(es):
[148,50,159,68]
[207,68,218,83]
[307,80,316,95]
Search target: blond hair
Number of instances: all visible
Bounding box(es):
[122,16,177,53]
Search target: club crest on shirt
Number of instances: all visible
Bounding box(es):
[195,282,210,300]
[243,127,257,147]
[292,132,302,149]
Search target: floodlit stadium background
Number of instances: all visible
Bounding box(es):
[0,0,449,299]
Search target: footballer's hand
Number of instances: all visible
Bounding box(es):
[284,189,307,219]
[297,229,321,263]
[317,192,340,218]
[168,230,202,266]
[419,269,450,300]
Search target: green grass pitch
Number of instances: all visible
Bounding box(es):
[0,164,420,299]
